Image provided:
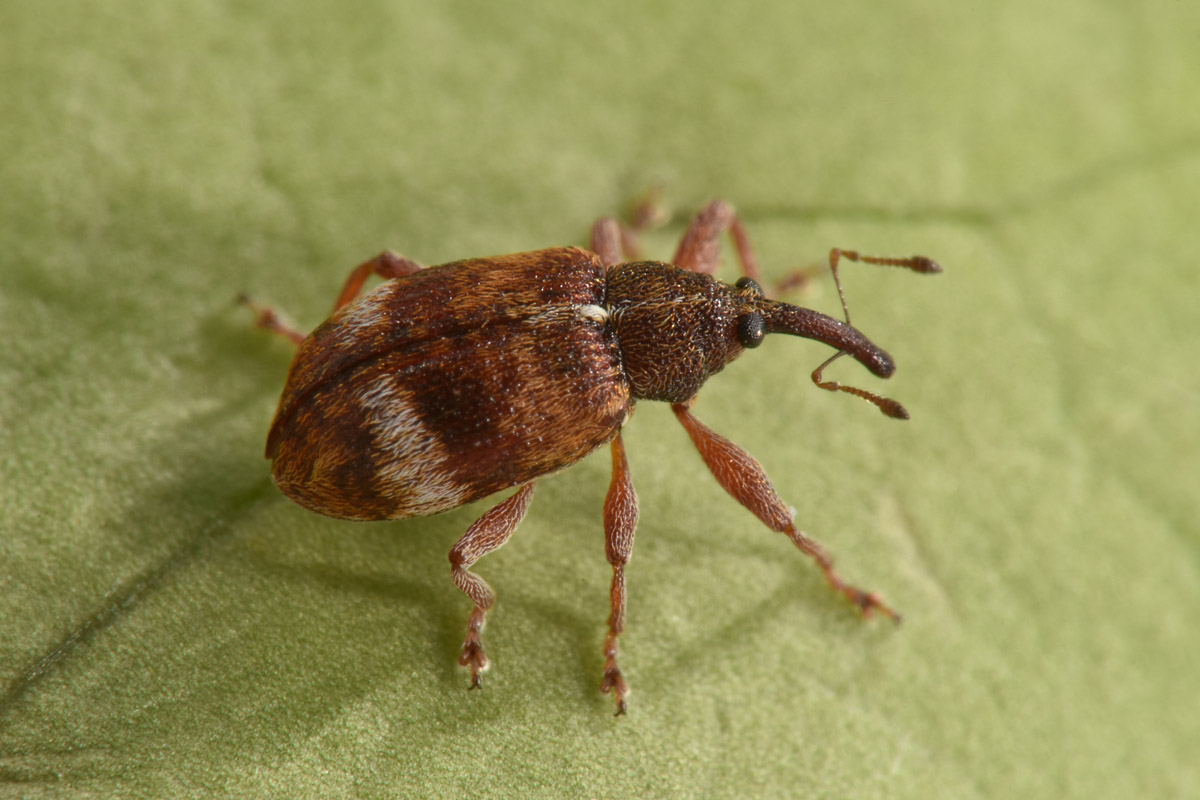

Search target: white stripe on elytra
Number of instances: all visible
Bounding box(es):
[357,376,469,516]
[335,283,395,333]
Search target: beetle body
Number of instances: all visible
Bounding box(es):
[251,199,939,714]
[268,248,628,519]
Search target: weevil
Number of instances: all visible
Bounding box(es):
[245,199,940,714]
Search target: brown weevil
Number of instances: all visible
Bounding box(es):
[245,199,940,714]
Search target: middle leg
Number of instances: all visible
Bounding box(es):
[590,188,670,268]
[600,433,639,715]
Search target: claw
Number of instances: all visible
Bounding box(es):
[600,666,629,716]
[600,630,630,715]
[850,589,902,625]
[459,608,490,689]
[811,546,902,626]
[459,640,488,689]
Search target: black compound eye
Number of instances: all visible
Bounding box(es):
[734,276,764,298]
[736,312,766,348]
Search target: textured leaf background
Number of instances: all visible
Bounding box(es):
[2,1,1197,798]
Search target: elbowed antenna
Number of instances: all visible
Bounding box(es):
[759,300,909,420]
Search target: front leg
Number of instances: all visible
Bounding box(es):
[671,401,899,623]
[671,199,764,285]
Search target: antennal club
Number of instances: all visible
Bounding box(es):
[827,249,943,325]
[812,351,910,420]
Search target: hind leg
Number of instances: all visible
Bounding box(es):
[243,251,424,345]
[448,484,537,689]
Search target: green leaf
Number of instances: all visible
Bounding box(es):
[3,1,1197,797]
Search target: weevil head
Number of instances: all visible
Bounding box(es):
[605,262,895,403]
